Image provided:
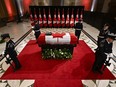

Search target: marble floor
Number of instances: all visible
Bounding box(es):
[0,21,116,87]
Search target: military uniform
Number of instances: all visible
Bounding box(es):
[97,29,109,48]
[92,39,112,73]
[5,39,21,69]
[92,31,116,74]
[33,22,41,40]
[1,34,21,70]
[75,22,83,39]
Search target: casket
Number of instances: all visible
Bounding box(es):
[37,33,78,59]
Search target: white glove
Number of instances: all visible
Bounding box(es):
[105,53,113,58]
[109,53,114,58]
[31,26,34,29]
[105,53,109,56]
[6,54,9,58]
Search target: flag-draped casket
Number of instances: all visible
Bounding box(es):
[38,33,78,45]
[37,33,78,58]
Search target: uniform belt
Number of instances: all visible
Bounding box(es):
[98,36,104,38]
[76,29,81,30]
[35,30,40,32]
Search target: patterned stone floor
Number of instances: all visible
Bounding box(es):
[0,22,116,87]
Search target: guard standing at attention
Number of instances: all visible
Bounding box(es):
[33,21,41,40]
[97,23,110,48]
[74,20,83,39]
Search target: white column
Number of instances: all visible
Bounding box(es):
[17,0,23,16]
[91,0,97,12]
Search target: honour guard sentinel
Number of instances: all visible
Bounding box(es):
[92,31,116,74]
[1,34,21,71]
[33,21,41,40]
[97,23,110,48]
[74,20,83,39]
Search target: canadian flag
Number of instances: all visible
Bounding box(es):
[61,9,65,28]
[45,33,71,44]
[43,9,47,27]
[70,9,74,28]
[57,9,61,28]
[53,9,57,27]
[75,9,79,24]
[29,10,35,27]
[30,11,34,21]
[66,9,70,27]
[48,9,52,27]
[80,10,83,23]
[34,9,38,21]
[38,9,43,28]
[30,21,35,27]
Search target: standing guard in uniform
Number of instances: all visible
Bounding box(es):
[74,20,83,39]
[97,23,110,48]
[92,31,116,74]
[1,34,21,71]
[33,21,41,40]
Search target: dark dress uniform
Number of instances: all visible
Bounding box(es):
[33,22,41,40]
[97,29,109,48]
[4,39,21,70]
[92,39,112,73]
[75,22,83,39]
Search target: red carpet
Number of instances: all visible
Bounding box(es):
[1,40,115,87]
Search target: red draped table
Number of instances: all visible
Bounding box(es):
[37,32,78,59]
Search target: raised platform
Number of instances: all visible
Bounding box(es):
[1,40,115,87]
